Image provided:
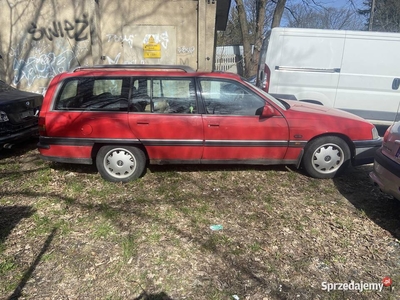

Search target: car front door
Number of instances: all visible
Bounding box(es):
[128,77,203,162]
[199,79,289,163]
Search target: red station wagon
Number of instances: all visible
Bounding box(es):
[37,65,382,182]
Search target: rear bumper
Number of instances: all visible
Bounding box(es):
[353,138,382,166]
[369,148,400,200]
[0,125,39,145]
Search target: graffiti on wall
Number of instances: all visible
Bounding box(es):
[179,58,189,66]
[104,31,172,64]
[142,32,169,49]
[178,46,195,55]
[11,46,78,86]
[27,14,89,41]
[106,31,170,49]
[105,52,121,64]
[106,34,135,48]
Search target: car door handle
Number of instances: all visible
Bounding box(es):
[208,123,219,128]
[137,121,149,125]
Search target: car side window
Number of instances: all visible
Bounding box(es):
[130,78,197,114]
[199,79,265,116]
[54,77,130,111]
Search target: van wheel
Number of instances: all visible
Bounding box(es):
[96,146,146,182]
[302,136,350,179]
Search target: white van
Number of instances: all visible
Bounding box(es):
[256,27,400,125]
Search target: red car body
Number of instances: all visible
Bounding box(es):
[38,65,381,182]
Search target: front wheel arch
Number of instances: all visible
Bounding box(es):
[301,135,353,179]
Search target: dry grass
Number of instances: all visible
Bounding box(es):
[0,140,399,300]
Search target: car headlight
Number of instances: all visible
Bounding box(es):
[0,111,9,122]
[372,126,380,139]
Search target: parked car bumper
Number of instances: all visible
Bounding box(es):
[369,148,400,200]
[0,125,39,146]
[353,138,383,165]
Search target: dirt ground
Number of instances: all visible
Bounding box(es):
[0,140,399,300]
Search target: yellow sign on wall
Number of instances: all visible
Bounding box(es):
[143,35,161,59]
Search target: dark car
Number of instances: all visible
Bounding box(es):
[0,80,43,148]
[370,122,400,200]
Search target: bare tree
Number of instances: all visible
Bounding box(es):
[234,0,268,77]
[216,6,242,45]
[285,4,364,30]
[359,0,400,32]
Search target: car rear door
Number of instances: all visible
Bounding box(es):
[128,77,203,162]
[198,79,289,163]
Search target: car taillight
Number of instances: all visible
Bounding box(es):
[38,116,46,136]
[0,110,9,122]
[383,125,392,143]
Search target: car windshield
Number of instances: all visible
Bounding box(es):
[242,80,288,110]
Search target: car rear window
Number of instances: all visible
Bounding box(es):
[54,77,130,112]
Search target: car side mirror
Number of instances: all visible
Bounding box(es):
[260,104,276,118]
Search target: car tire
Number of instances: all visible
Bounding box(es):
[302,136,350,179]
[96,145,146,182]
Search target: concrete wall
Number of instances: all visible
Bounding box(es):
[0,0,97,94]
[0,0,220,93]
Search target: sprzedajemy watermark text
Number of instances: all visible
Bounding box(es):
[321,277,393,293]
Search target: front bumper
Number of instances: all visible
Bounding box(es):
[353,137,382,166]
[369,148,400,200]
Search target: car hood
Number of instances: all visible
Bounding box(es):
[285,100,368,122]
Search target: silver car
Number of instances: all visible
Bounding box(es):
[370,122,400,200]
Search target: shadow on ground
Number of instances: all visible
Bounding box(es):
[0,138,39,160]
[333,165,400,240]
[147,163,290,175]
[134,291,173,300]
[7,228,57,300]
[0,206,35,243]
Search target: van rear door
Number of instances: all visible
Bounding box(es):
[335,31,400,125]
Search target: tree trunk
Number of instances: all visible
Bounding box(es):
[235,0,252,77]
[271,0,287,28]
[251,0,268,76]
[235,0,268,77]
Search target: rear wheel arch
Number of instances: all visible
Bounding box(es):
[91,142,148,162]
